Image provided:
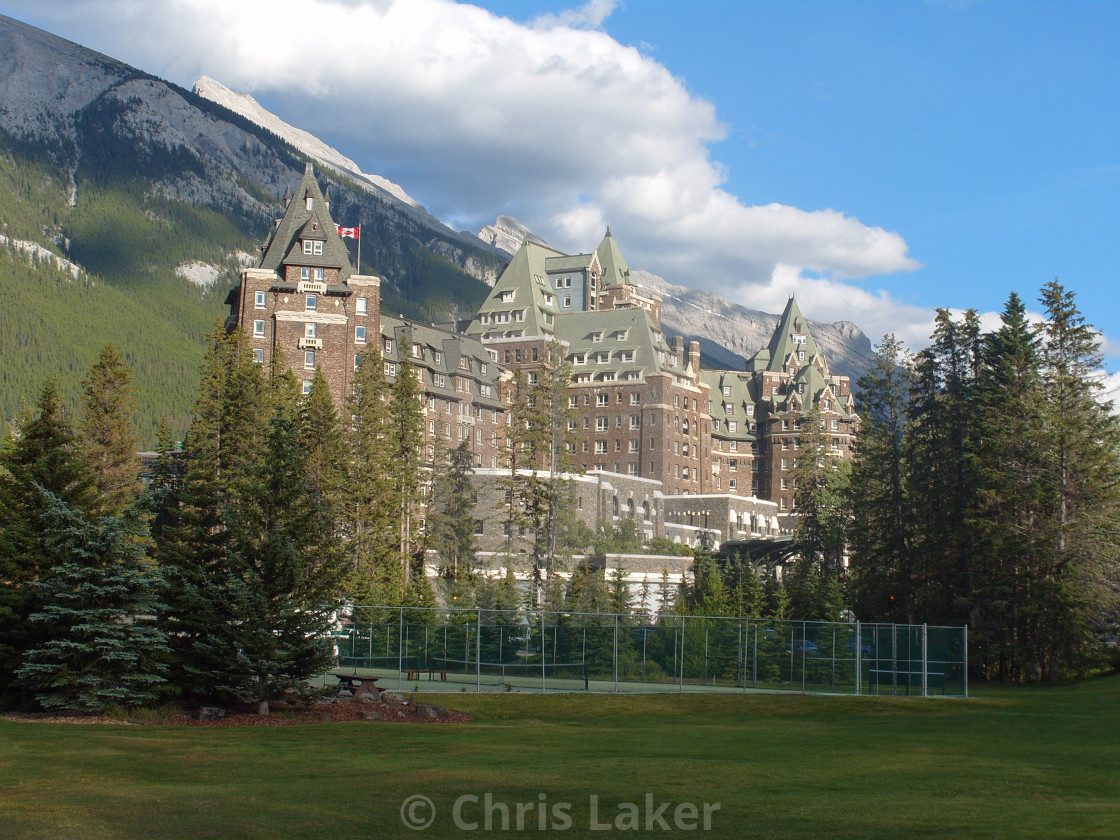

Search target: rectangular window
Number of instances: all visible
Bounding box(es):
[356,297,367,315]
[301,267,310,281]
[620,350,634,362]
[630,415,639,429]
[253,320,265,337]
[254,291,266,308]
[303,240,314,254]
[597,394,608,406]
[384,338,394,354]
[595,441,607,454]
[304,351,315,370]
[313,240,323,256]
[569,396,578,409]
[628,440,638,453]
[596,417,608,431]
[253,348,264,364]
[302,380,312,395]
[354,355,361,371]
[630,393,640,405]
[314,268,324,282]
[728,421,737,432]
[305,323,317,339]
[355,326,366,344]
[305,295,317,311]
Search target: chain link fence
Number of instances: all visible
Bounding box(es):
[328,607,968,697]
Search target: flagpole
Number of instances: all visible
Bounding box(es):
[357,225,361,273]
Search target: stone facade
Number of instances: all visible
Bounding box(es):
[227,166,855,550]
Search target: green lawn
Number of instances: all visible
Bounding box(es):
[1,676,1117,839]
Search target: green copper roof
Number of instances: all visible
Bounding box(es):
[259,163,354,280]
[596,226,634,287]
[555,308,685,379]
[751,296,826,374]
[466,240,562,338]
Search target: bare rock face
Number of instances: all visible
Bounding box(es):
[635,271,875,383]
[477,216,552,271]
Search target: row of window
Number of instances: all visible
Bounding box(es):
[254,289,371,314]
[570,349,636,365]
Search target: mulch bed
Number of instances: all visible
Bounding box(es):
[2,698,474,727]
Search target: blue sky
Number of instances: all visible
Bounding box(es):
[5,0,1120,374]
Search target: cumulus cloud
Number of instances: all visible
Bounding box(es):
[8,0,923,334]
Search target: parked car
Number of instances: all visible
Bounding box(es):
[788,639,818,655]
[846,639,873,657]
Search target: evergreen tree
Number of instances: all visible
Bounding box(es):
[0,383,98,707]
[77,345,142,514]
[223,388,347,714]
[1032,281,1120,679]
[790,409,849,620]
[16,495,169,713]
[428,440,478,580]
[904,308,982,627]
[687,550,729,617]
[761,568,789,621]
[969,293,1049,679]
[724,557,763,619]
[299,367,346,517]
[158,326,269,704]
[846,335,915,622]
[387,353,425,585]
[343,346,400,604]
[147,418,183,548]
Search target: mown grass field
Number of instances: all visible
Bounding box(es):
[1,676,1117,839]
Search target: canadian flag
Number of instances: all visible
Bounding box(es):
[336,225,360,239]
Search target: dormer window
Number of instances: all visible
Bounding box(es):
[499,290,516,303]
[305,196,313,211]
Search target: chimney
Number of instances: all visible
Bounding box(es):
[688,340,701,374]
[672,335,684,366]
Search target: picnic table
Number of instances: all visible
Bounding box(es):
[333,674,381,699]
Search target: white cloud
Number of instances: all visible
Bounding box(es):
[7,0,922,335]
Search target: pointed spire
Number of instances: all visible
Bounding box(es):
[283,184,292,206]
[605,225,612,237]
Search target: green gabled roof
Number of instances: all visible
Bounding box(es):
[596,226,634,287]
[753,296,826,374]
[700,370,759,437]
[546,253,596,273]
[555,308,684,376]
[259,163,354,280]
[382,315,504,407]
[467,240,562,337]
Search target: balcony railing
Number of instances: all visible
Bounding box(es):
[298,337,323,350]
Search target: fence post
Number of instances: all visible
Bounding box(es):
[613,613,619,693]
[855,620,862,696]
[963,625,969,698]
[476,607,481,693]
[922,623,929,698]
[397,606,404,691]
[679,618,685,692]
[891,623,898,697]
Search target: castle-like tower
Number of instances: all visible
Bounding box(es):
[226,163,380,407]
